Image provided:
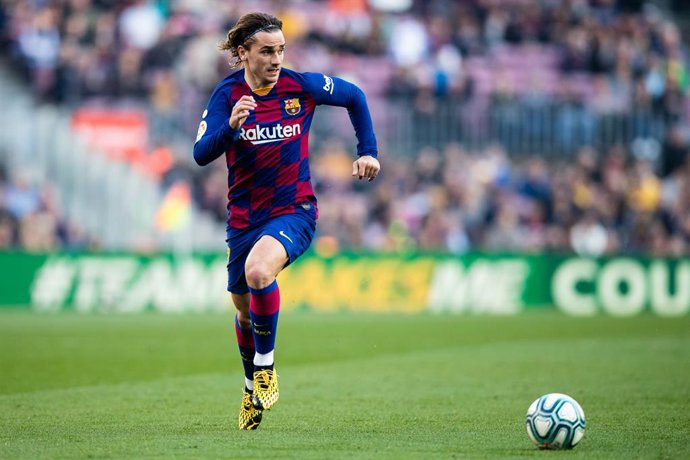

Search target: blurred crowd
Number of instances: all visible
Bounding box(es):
[307,139,690,257]
[3,0,688,121]
[1,0,690,255]
[0,164,89,250]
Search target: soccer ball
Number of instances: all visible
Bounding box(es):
[525,393,586,449]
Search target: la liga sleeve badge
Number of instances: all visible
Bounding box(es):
[195,120,207,142]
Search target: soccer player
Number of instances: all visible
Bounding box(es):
[193,12,380,430]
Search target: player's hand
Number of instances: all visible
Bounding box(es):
[229,95,256,129]
[352,155,380,182]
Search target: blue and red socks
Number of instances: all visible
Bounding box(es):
[249,280,280,370]
[234,314,255,392]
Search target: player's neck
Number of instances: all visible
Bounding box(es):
[244,69,275,96]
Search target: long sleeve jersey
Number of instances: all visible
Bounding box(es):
[193,68,378,229]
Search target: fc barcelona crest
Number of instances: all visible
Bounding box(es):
[284,98,301,116]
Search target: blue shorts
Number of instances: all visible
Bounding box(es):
[226,206,316,294]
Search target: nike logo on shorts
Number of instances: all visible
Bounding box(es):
[279,230,293,243]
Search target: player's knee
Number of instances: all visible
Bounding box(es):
[244,262,274,289]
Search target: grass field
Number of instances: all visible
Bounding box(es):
[1,310,689,459]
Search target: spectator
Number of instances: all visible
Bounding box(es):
[0,209,17,248]
[118,0,164,51]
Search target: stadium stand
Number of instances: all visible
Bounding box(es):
[0,0,688,255]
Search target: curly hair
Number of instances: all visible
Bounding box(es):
[218,12,283,68]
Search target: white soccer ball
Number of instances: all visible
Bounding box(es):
[525,393,586,450]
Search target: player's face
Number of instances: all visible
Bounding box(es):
[240,30,285,88]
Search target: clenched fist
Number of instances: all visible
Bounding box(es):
[352,155,380,182]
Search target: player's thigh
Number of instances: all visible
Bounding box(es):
[227,231,257,295]
[258,208,317,267]
[245,235,289,281]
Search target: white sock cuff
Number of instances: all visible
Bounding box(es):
[254,350,274,367]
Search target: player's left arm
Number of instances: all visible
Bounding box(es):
[304,73,380,181]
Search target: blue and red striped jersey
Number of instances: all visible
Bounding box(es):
[193,68,378,229]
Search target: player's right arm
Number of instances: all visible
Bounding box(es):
[193,86,256,166]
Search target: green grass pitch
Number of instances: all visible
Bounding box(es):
[1,310,689,459]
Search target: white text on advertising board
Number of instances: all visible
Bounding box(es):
[552,258,690,316]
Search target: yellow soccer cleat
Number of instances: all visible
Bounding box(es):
[238,390,262,430]
[252,368,279,410]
